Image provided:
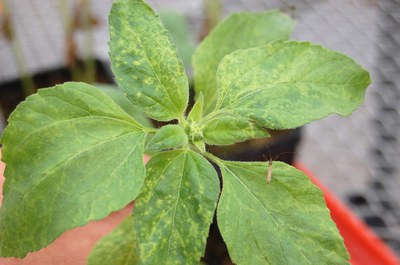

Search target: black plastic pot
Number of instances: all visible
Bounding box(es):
[0,59,113,124]
[208,128,301,164]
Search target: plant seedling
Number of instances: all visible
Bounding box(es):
[0,0,371,264]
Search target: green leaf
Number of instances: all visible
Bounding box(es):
[109,0,188,121]
[87,216,138,265]
[186,93,207,152]
[145,124,188,153]
[193,140,206,154]
[203,112,269,145]
[133,150,219,264]
[97,84,153,128]
[0,82,147,258]
[193,11,295,114]
[187,93,204,123]
[215,40,371,129]
[217,160,349,265]
[159,10,195,71]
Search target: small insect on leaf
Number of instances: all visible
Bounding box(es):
[267,159,273,183]
[263,145,275,184]
[263,145,296,184]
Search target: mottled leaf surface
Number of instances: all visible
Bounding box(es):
[133,150,219,264]
[217,160,349,265]
[87,216,138,265]
[193,11,294,114]
[110,0,188,121]
[216,41,371,129]
[145,124,188,153]
[203,112,268,145]
[0,82,147,257]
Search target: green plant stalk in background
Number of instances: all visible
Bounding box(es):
[2,0,36,96]
[81,0,96,84]
[59,0,96,84]
[59,0,81,81]
[0,0,371,264]
[201,0,222,39]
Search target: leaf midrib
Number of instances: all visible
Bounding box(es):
[219,79,365,112]
[6,115,141,156]
[216,42,365,112]
[9,131,143,208]
[40,92,140,127]
[84,133,145,199]
[223,165,279,227]
[130,6,183,117]
[165,152,187,264]
[223,164,319,264]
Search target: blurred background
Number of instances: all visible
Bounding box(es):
[0,0,399,258]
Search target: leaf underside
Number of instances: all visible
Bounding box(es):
[132,150,220,264]
[217,161,350,265]
[0,82,147,258]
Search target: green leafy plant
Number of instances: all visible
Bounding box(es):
[0,0,371,264]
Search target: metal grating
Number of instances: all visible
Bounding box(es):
[361,0,400,253]
[0,0,66,82]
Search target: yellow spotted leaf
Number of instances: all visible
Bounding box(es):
[217,161,350,264]
[132,150,219,264]
[109,0,188,121]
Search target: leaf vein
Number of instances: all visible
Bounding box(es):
[131,13,181,116]
[223,166,279,226]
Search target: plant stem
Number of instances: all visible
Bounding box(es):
[143,127,158,134]
[81,0,95,84]
[59,0,80,81]
[200,0,222,40]
[3,0,36,96]
[203,151,224,166]
[178,114,187,128]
